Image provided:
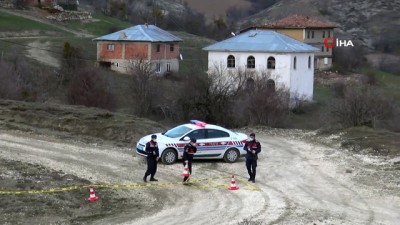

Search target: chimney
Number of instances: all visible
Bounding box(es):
[119,31,127,40]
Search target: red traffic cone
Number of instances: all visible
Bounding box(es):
[86,186,99,202]
[182,161,189,177]
[229,175,239,190]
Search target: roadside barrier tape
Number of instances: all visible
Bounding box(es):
[0,175,259,195]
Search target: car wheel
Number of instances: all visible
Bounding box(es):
[161,148,177,165]
[224,148,240,163]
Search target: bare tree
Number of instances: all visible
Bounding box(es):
[130,59,155,116]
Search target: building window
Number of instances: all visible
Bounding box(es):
[311,30,314,38]
[156,63,161,73]
[267,56,275,69]
[247,56,255,69]
[293,56,297,70]
[326,47,329,52]
[322,31,325,38]
[324,57,328,65]
[321,46,324,52]
[107,44,114,51]
[166,63,171,72]
[170,44,174,52]
[156,44,160,52]
[308,56,311,69]
[227,55,235,68]
[328,31,331,37]
[307,31,310,39]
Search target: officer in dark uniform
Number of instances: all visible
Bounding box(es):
[183,138,197,183]
[143,134,159,182]
[244,133,261,183]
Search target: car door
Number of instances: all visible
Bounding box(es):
[204,129,231,157]
[185,129,207,157]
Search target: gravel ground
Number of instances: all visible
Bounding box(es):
[0,129,399,225]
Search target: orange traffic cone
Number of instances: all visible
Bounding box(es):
[86,186,99,202]
[229,175,239,190]
[182,161,189,177]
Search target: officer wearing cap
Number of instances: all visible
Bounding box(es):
[143,134,159,182]
[244,133,261,183]
[183,137,197,183]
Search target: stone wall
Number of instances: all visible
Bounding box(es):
[46,11,91,21]
[0,1,14,8]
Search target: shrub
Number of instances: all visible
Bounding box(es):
[330,84,394,128]
[67,70,115,110]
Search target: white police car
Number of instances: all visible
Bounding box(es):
[136,120,248,165]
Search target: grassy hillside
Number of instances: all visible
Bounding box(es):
[0,11,67,34]
[65,14,131,36]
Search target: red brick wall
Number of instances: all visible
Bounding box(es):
[99,42,123,59]
[125,43,148,59]
[98,42,179,61]
[151,43,180,60]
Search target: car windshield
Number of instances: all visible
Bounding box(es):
[163,125,192,138]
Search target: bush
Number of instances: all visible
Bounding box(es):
[330,84,394,128]
[67,70,115,110]
[0,55,44,101]
[170,70,290,128]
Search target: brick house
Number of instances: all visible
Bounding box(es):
[241,15,337,70]
[93,24,182,75]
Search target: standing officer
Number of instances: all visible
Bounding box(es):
[244,133,261,183]
[143,134,159,182]
[183,138,197,183]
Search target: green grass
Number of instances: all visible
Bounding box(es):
[375,70,400,103]
[342,126,400,156]
[65,14,131,36]
[171,31,215,74]
[0,11,64,32]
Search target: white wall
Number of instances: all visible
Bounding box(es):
[289,53,314,100]
[207,51,292,90]
[207,51,314,101]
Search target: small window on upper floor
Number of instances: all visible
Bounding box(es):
[326,47,329,52]
[170,44,174,52]
[267,56,275,69]
[322,31,325,38]
[107,44,114,51]
[247,56,255,69]
[328,31,331,37]
[311,31,314,38]
[308,56,311,69]
[156,44,161,52]
[293,56,297,70]
[307,31,310,39]
[321,46,324,52]
[227,55,235,68]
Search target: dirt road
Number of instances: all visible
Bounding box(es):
[0,130,399,225]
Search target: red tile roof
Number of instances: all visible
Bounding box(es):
[257,15,337,29]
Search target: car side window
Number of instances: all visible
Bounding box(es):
[206,129,230,139]
[187,129,206,140]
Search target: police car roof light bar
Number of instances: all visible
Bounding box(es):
[190,120,207,127]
